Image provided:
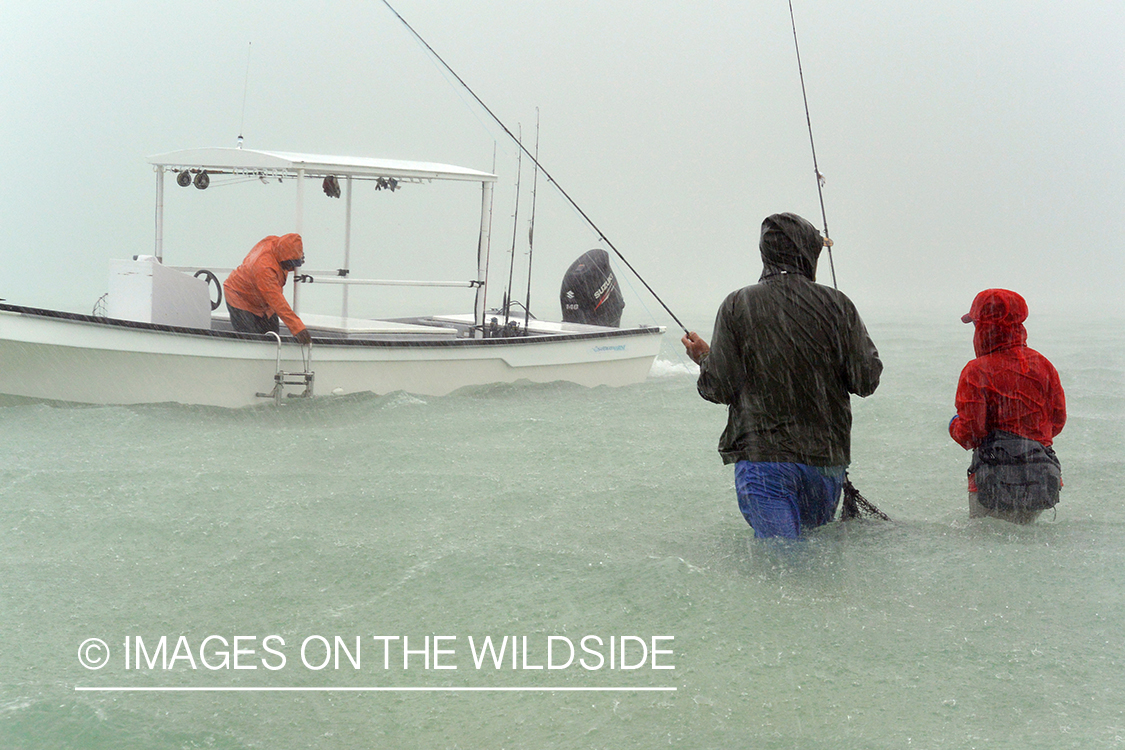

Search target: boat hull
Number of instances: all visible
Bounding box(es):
[0,305,665,407]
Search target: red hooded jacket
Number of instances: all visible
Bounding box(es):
[223,234,307,335]
[949,289,1065,450]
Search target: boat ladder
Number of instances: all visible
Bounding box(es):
[256,333,315,405]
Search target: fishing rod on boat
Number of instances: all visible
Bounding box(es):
[502,124,524,327]
[523,109,540,333]
[378,0,690,335]
[787,0,837,290]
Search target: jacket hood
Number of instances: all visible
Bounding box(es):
[759,213,823,281]
[274,233,304,263]
[963,288,1028,356]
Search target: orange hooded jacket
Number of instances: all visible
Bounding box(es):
[223,234,307,335]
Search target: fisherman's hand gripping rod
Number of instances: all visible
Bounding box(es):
[379,0,689,335]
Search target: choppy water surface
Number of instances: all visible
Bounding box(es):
[1,314,1122,748]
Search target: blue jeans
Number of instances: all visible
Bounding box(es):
[734,461,846,539]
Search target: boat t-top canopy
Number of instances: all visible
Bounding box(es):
[147,147,497,183]
[147,147,498,330]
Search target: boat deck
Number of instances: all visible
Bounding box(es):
[211,311,462,340]
[1,303,660,347]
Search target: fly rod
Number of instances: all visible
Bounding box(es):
[523,108,540,332]
[789,2,889,522]
[503,124,524,326]
[379,0,689,334]
[787,0,837,289]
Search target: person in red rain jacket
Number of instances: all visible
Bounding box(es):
[949,289,1066,523]
[223,233,312,345]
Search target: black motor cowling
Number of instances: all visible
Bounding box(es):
[560,248,624,327]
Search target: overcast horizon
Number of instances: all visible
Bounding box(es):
[2,0,1122,329]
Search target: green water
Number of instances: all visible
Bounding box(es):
[1,314,1122,748]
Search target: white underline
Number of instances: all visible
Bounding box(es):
[75,686,676,692]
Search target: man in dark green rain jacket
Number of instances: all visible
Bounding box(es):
[682,213,882,538]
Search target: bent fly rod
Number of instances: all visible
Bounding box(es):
[378,0,689,335]
[789,3,889,523]
[788,0,837,289]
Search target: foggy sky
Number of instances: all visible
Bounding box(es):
[2,0,1122,330]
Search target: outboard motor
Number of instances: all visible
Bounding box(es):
[559,248,624,327]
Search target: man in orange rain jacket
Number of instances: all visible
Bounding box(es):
[950,289,1066,523]
[223,233,312,345]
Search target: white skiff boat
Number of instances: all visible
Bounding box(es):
[0,147,665,407]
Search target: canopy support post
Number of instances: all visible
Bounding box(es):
[342,175,353,320]
[293,168,305,314]
[154,167,165,262]
[473,180,494,337]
